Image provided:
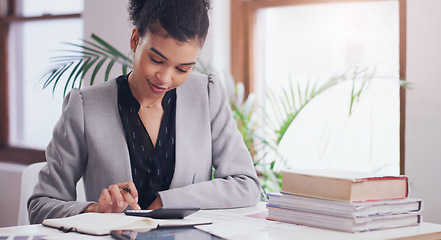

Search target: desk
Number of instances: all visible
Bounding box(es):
[1,203,441,240]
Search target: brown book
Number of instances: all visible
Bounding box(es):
[281,169,408,202]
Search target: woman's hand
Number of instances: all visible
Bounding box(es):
[84,181,141,213]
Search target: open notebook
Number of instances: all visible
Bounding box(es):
[42,212,212,236]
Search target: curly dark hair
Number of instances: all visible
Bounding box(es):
[128,0,211,45]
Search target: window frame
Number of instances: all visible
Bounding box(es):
[0,0,81,165]
[230,0,407,174]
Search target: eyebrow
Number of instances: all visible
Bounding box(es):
[150,47,168,60]
[150,47,197,66]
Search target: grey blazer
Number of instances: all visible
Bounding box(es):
[28,72,261,224]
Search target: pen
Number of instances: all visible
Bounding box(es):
[119,187,131,193]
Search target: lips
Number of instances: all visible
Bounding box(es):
[147,79,167,93]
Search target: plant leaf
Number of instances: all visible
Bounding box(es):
[91,34,131,62]
[63,59,84,96]
[90,57,107,85]
[81,57,98,84]
[105,58,117,82]
[51,64,72,95]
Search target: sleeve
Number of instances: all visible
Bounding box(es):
[158,74,261,208]
[28,88,95,224]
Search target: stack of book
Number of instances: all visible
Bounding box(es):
[267,169,422,232]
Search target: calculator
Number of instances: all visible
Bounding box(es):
[124,207,200,219]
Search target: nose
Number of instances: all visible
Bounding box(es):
[155,67,172,85]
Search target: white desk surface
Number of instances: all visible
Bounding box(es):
[1,202,441,240]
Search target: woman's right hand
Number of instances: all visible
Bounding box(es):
[84,181,141,213]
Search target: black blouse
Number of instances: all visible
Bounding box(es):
[116,75,176,209]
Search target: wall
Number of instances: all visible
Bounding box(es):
[199,0,231,74]
[82,0,132,85]
[405,0,441,224]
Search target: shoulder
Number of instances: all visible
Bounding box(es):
[179,72,223,97]
[61,78,118,115]
[179,72,208,91]
[181,71,220,86]
[80,78,118,100]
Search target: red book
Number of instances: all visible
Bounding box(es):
[281,169,408,202]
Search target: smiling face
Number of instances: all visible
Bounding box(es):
[128,28,202,101]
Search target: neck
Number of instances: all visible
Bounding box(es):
[140,94,165,109]
[127,74,165,109]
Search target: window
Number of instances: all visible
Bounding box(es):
[0,0,83,163]
[231,0,406,174]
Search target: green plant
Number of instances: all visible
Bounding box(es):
[265,69,374,151]
[40,34,133,96]
[218,68,376,199]
[259,69,375,193]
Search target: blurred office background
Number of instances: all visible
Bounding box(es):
[0,0,440,227]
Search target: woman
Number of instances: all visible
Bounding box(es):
[28,0,260,224]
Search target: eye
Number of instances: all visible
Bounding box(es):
[150,57,163,64]
[176,67,188,73]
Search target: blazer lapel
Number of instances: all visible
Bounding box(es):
[166,73,212,189]
[171,84,193,188]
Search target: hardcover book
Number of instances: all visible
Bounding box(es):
[267,192,422,218]
[267,206,421,233]
[281,169,408,202]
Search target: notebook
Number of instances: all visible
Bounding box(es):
[42,212,212,236]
